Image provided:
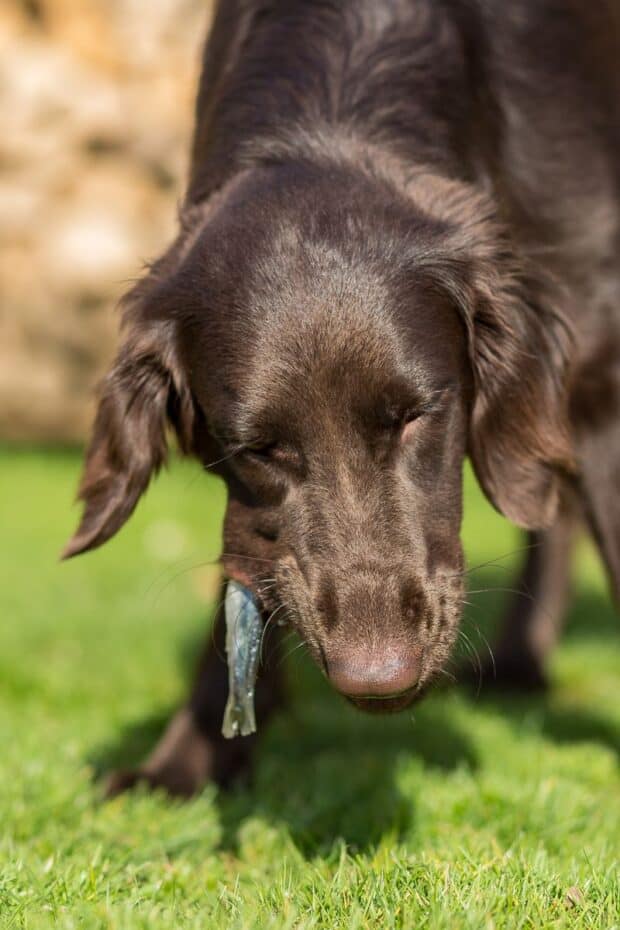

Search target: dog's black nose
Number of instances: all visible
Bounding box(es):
[327,649,421,698]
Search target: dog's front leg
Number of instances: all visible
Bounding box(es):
[105,585,286,797]
[471,509,576,692]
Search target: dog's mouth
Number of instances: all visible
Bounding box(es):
[344,686,422,715]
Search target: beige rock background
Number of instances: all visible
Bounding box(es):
[0,0,215,441]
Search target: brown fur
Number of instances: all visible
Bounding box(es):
[65,0,620,794]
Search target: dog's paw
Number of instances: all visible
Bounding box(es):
[103,766,200,799]
[101,709,257,799]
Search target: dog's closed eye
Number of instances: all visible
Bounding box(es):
[243,440,304,473]
[377,404,427,442]
[244,439,279,460]
[401,412,424,444]
[387,383,457,445]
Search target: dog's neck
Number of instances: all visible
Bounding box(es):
[187,0,490,206]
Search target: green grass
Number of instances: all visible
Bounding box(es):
[0,447,618,930]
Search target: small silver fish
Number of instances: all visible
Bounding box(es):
[222,580,263,738]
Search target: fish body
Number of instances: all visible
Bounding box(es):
[222,580,263,738]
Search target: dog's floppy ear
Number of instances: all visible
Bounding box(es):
[462,258,575,529]
[63,185,247,559]
[418,183,575,529]
[63,284,195,559]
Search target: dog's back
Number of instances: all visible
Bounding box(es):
[190,0,620,257]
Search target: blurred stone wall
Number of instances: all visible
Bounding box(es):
[0,0,214,441]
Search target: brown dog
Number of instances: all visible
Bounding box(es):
[65,0,620,795]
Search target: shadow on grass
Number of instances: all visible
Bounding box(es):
[471,691,620,757]
[89,571,618,858]
[459,571,619,758]
[218,662,479,857]
[89,661,478,857]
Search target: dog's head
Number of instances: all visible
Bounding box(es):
[65,163,574,711]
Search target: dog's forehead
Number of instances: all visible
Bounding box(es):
[232,295,463,432]
[184,219,468,434]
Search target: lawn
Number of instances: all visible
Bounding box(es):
[0,447,618,929]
